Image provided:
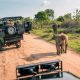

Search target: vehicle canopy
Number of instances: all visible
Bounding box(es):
[0,16,23,21]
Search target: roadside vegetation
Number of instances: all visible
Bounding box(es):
[15,9,80,53]
[31,9,80,53]
[32,27,80,53]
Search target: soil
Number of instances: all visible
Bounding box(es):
[0,33,80,80]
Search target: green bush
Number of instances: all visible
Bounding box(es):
[32,28,80,53]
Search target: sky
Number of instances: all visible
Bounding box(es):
[0,0,80,18]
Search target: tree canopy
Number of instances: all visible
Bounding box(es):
[35,11,49,22]
[45,9,54,20]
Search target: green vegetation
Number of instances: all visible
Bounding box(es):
[32,28,54,43]
[32,28,80,53]
[1,9,78,53]
[68,34,80,52]
[31,9,80,53]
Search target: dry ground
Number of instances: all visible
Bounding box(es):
[0,34,80,80]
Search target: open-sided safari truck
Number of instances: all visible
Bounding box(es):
[16,59,79,80]
[0,16,25,50]
[24,21,32,33]
[16,59,63,80]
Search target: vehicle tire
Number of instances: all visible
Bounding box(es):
[0,43,3,51]
[15,41,21,48]
[7,26,16,35]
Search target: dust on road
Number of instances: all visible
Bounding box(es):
[0,34,80,80]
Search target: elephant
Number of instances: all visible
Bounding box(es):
[52,23,68,55]
[54,33,68,55]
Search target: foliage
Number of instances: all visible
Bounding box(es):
[45,9,54,20]
[73,9,80,21]
[35,11,49,22]
[32,8,80,54]
[34,9,54,28]
[35,11,49,28]
[32,27,80,53]
[24,17,32,22]
[64,13,72,20]
[32,28,54,43]
[57,16,64,22]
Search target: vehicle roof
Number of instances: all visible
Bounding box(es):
[0,16,23,21]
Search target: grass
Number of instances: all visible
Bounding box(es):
[32,27,80,53]
[32,28,54,43]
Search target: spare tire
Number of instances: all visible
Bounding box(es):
[7,26,16,35]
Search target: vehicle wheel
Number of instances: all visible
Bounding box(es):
[7,26,16,35]
[0,43,3,51]
[15,41,21,48]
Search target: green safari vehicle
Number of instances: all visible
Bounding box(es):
[0,16,25,50]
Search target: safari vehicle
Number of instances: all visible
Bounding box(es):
[16,59,79,80]
[16,59,63,80]
[0,16,25,50]
[24,21,32,33]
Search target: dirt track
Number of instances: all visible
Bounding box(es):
[0,34,80,80]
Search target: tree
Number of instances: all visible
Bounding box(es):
[24,17,32,22]
[57,16,64,22]
[35,11,48,21]
[64,13,72,20]
[45,9,54,20]
[35,11,49,28]
[73,9,80,21]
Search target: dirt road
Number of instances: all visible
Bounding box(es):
[0,34,80,80]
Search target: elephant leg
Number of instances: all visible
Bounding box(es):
[60,45,63,54]
[64,44,68,53]
[56,44,60,55]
